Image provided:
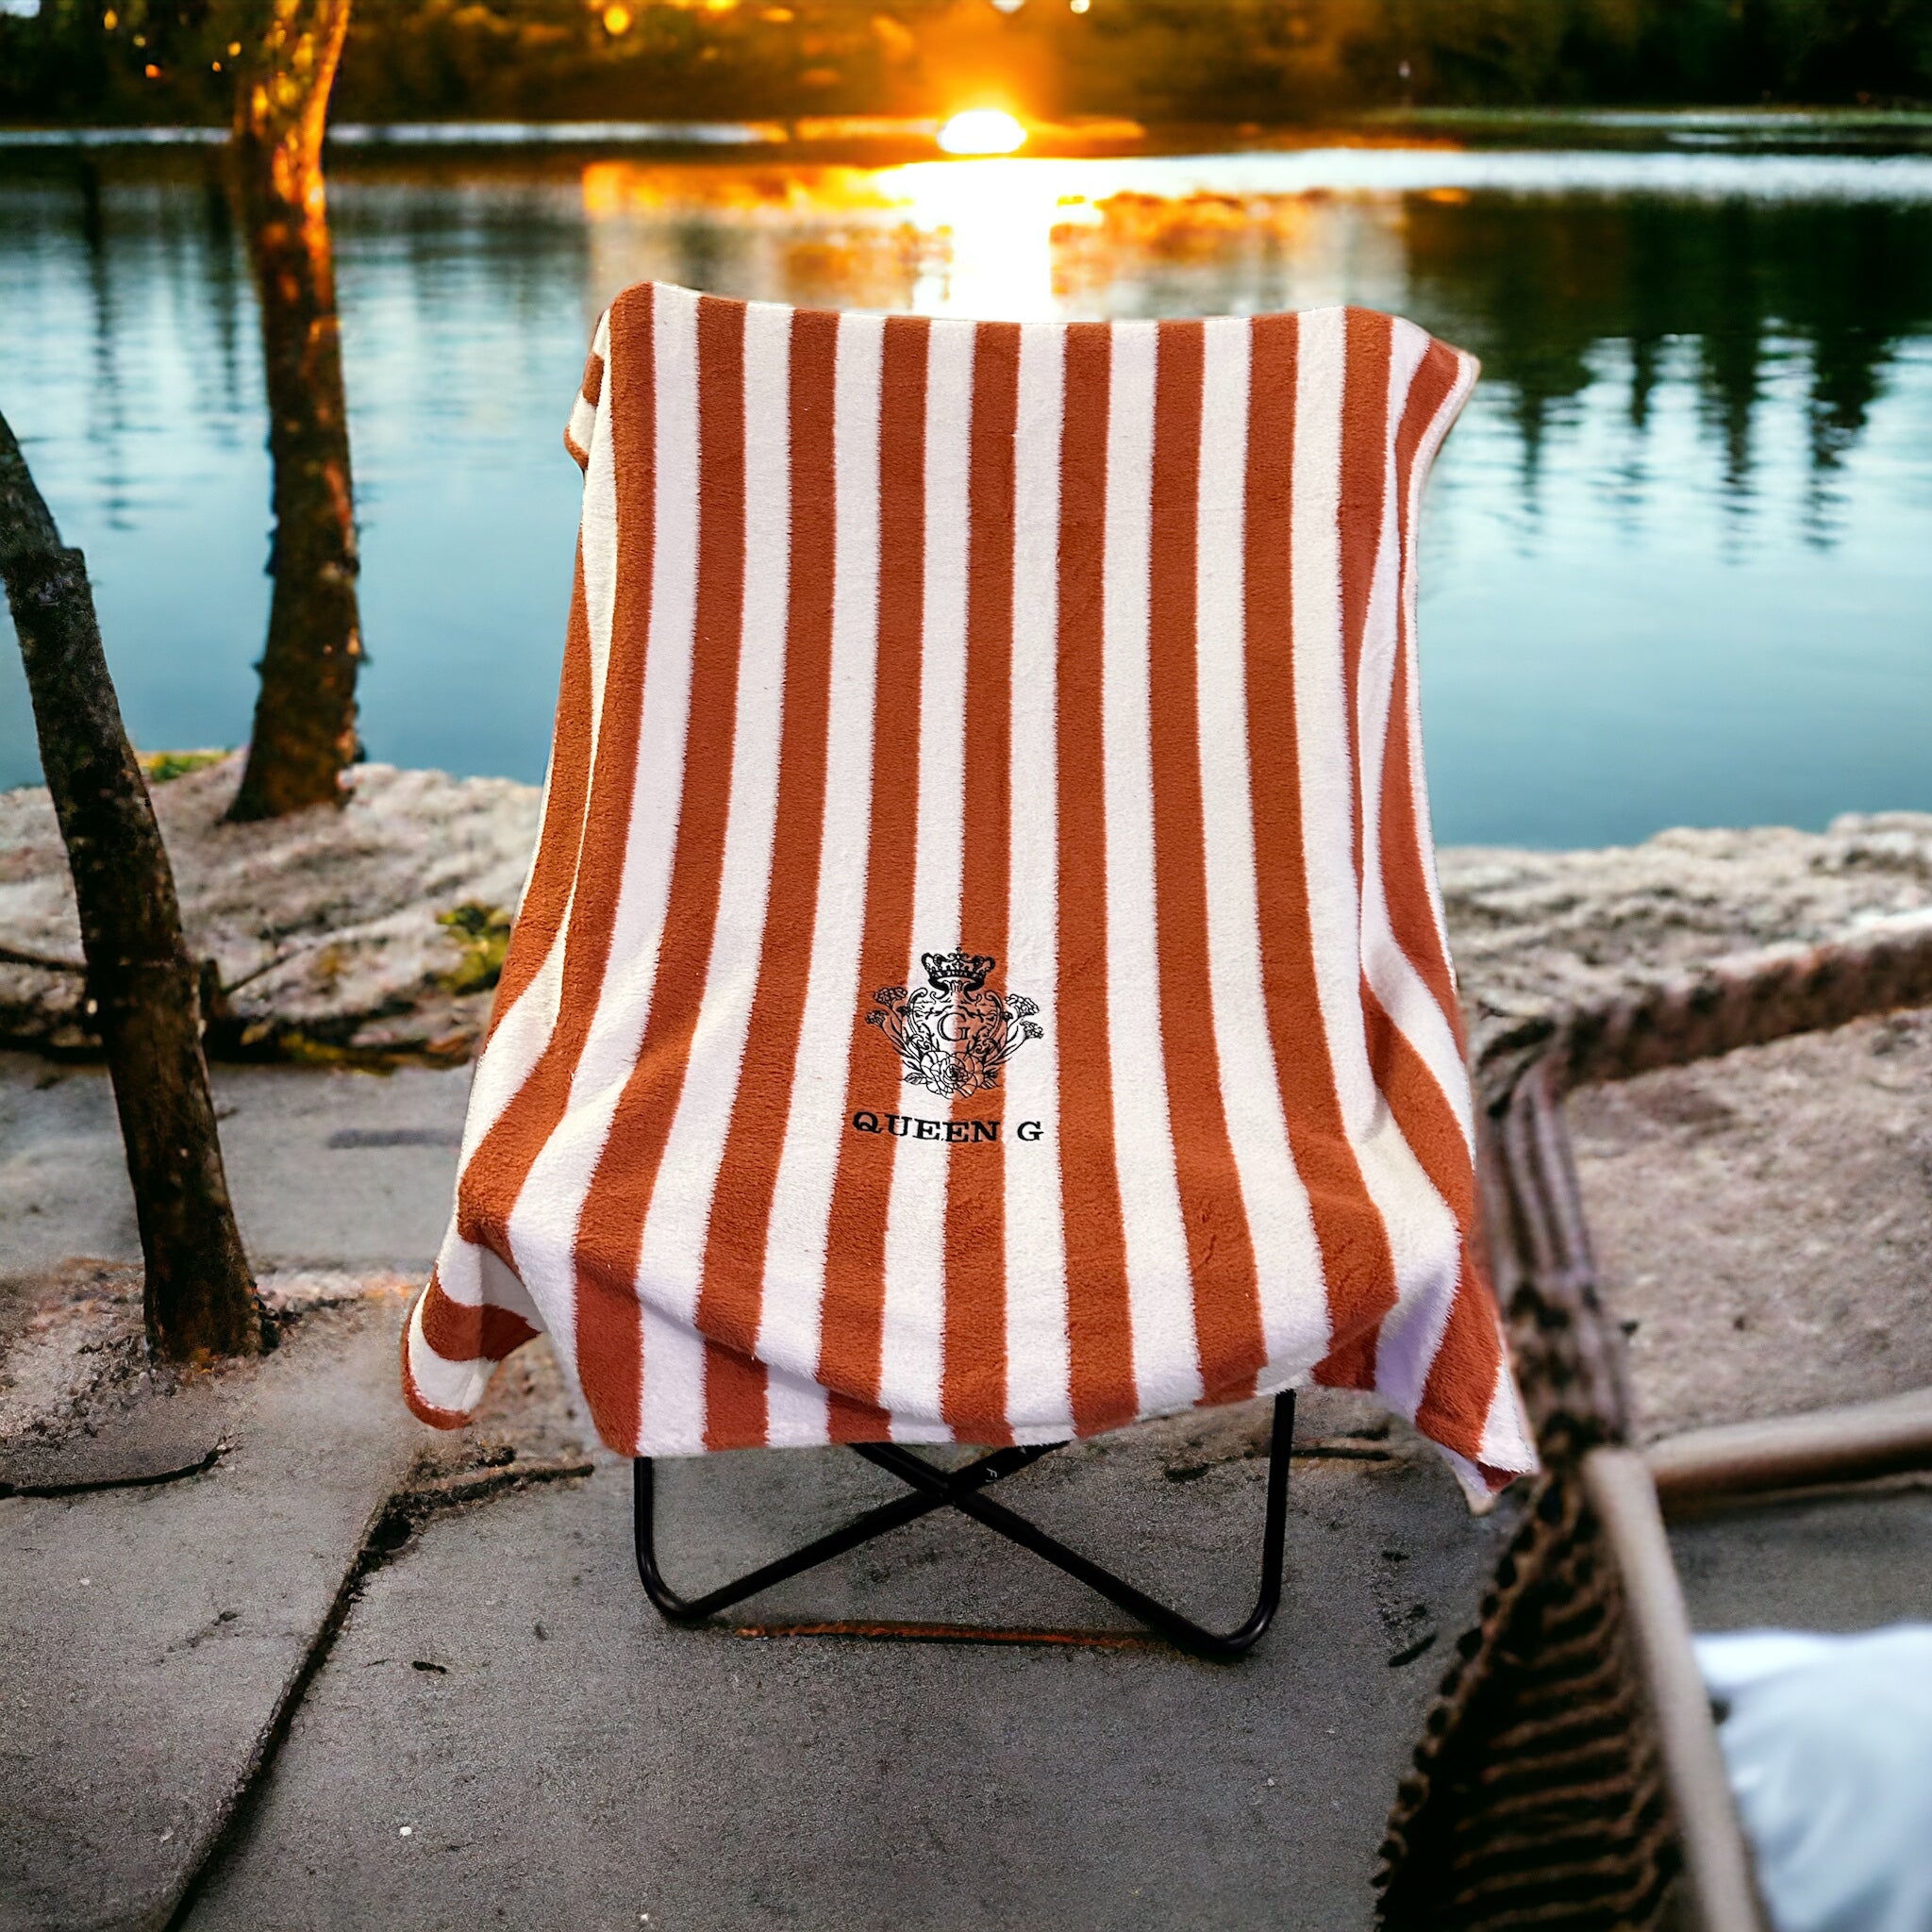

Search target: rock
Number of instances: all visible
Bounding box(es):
[0,755,539,1060]
[5,753,1930,1060]
[1439,814,1932,1059]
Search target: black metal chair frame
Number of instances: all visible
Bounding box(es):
[634,1390,1295,1661]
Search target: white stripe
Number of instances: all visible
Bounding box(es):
[1398,344,1479,987]
[1291,308,1460,1373]
[565,308,608,474]
[1195,318,1330,1372]
[759,311,887,1383]
[458,882,567,1169]
[1102,321,1201,1416]
[1002,322,1071,1433]
[875,1412,955,1446]
[1357,324,1472,1149]
[430,1228,542,1332]
[636,298,792,1324]
[762,1357,832,1449]
[405,1305,488,1417]
[1370,1223,1460,1421]
[506,284,700,1408]
[458,314,617,1163]
[637,1299,708,1457]
[1289,309,1374,1141]
[879,314,975,1438]
[582,308,617,765]
[476,587,571,1049]
[1477,1348,1536,1473]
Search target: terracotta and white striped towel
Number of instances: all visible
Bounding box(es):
[403,282,1537,1498]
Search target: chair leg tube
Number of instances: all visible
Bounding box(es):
[633,1391,1294,1660]
[858,1391,1293,1660]
[635,1441,1063,1623]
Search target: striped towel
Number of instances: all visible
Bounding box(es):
[403,282,1537,1500]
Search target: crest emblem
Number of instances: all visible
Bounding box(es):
[868,950,1043,1099]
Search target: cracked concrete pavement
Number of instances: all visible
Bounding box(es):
[4,1015,1929,1929]
[1,1049,1527,1931]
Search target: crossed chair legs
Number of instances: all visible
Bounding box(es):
[633,1390,1295,1661]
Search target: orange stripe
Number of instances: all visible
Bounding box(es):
[1377,341,1504,1458]
[1379,341,1466,1031]
[1367,988,1496,1457]
[1056,324,1138,1437]
[694,306,842,1424]
[417,1267,540,1363]
[1146,321,1265,1404]
[1241,311,1399,1381]
[568,293,751,1453]
[1366,995,1474,1224]
[702,1335,772,1452]
[456,283,658,1454]
[941,321,1021,1441]
[1413,1244,1502,1464]
[818,314,931,1440]
[486,541,595,1041]
[1316,1323,1380,1392]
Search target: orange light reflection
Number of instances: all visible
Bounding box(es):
[578,158,1411,324]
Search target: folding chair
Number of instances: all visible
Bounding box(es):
[402,284,1538,1656]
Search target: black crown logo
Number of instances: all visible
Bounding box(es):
[869,948,1042,1098]
[921,950,994,994]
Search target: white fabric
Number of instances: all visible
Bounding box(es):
[1697,1624,1932,1932]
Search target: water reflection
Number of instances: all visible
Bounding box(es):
[2,142,1929,844]
[581,155,1932,545]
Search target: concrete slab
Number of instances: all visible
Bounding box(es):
[1672,1484,1932,1634]
[0,1050,469,1278]
[181,1426,1519,1932]
[0,1376,225,1494]
[0,1297,427,1932]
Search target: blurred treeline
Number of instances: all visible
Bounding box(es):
[6,0,1929,126]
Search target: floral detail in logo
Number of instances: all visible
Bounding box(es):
[867,950,1043,1099]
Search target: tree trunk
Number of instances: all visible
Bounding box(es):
[0,411,270,1363]
[225,0,363,823]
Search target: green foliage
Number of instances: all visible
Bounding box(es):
[137,747,229,782]
[436,899,512,994]
[1053,0,1365,122]
[0,0,268,125]
[1353,0,1932,105]
[3,0,1929,128]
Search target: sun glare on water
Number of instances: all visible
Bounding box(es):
[937,109,1028,157]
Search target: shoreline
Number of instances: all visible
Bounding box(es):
[4,754,1929,1066]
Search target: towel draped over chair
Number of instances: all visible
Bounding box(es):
[402,281,1537,1501]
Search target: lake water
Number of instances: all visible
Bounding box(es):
[3,131,1930,847]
